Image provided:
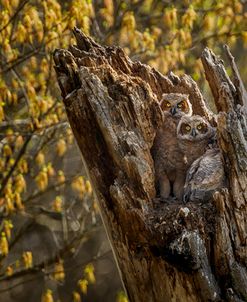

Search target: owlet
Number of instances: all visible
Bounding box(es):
[183,148,225,203]
[176,115,216,199]
[152,93,193,200]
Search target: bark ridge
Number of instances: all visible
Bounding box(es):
[53,28,247,302]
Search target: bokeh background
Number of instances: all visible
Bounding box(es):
[0,0,247,301]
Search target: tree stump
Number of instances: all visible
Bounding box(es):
[53,28,247,302]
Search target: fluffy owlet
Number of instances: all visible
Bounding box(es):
[151,93,193,200]
[183,148,225,203]
[176,115,216,199]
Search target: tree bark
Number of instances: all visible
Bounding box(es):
[53,28,247,302]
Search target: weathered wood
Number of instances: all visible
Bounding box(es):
[224,44,247,109]
[53,28,247,302]
[201,47,247,301]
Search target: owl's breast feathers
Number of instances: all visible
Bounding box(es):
[178,127,215,167]
[152,115,187,174]
[184,148,225,202]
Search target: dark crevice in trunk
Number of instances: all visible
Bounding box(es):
[53,29,247,302]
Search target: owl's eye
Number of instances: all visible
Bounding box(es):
[166,102,171,107]
[185,125,191,131]
[197,124,202,130]
[177,102,183,108]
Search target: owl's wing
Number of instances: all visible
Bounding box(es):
[184,149,225,203]
[183,154,205,203]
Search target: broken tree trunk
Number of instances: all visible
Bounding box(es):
[53,28,247,302]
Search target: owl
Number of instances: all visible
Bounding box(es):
[177,115,216,166]
[183,148,225,203]
[151,93,193,200]
[176,115,216,199]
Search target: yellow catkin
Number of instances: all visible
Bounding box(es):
[22,251,33,268]
[1,0,10,10]
[3,145,12,157]
[56,139,67,157]
[85,180,92,195]
[35,169,48,191]
[0,105,4,122]
[15,135,24,148]
[47,163,55,177]
[35,152,45,166]
[73,291,81,302]
[117,291,128,302]
[84,263,95,284]
[242,31,247,44]
[5,196,15,214]
[39,99,48,114]
[4,220,13,240]
[53,259,65,281]
[234,2,242,13]
[66,128,74,144]
[57,170,65,184]
[15,260,20,269]
[16,22,27,43]
[14,174,26,193]
[6,128,14,143]
[52,196,63,213]
[78,279,88,294]
[182,5,197,29]
[122,11,136,32]
[6,266,13,276]
[41,289,54,302]
[0,232,8,256]
[15,193,24,210]
[0,198,4,209]
[18,159,28,174]
[4,182,12,196]
[71,176,85,196]
[203,14,214,31]
[163,7,177,28]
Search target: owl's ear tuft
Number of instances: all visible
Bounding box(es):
[160,93,169,103]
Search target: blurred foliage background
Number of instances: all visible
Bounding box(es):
[0,0,246,301]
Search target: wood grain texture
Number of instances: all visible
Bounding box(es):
[53,28,246,302]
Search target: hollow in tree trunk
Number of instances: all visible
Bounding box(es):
[53,29,247,302]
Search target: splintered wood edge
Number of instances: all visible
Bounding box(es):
[53,34,246,261]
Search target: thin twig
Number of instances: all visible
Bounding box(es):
[0,224,103,285]
[0,0,30,33]
[0,134,33,195]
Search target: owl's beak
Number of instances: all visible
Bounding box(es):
[170,107,177,115]
[191,128,197,137]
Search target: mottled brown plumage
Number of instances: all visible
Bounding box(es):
[152,93,192,200]
[177,115,216,166]
[176,115,216,200]
[184,148,225,202]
